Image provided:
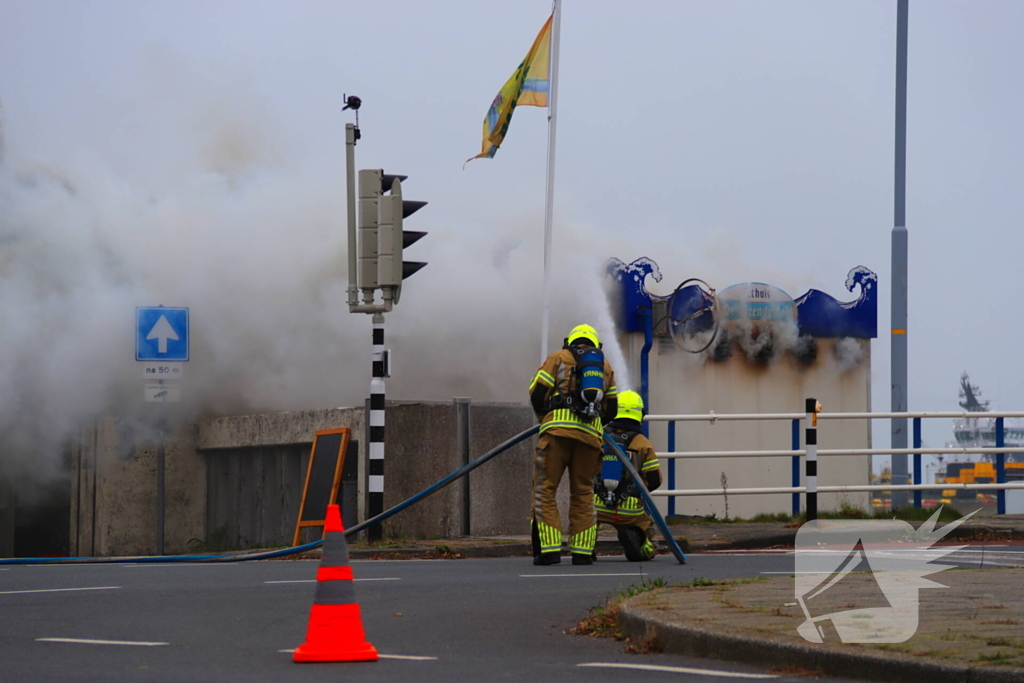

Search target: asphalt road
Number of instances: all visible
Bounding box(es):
[0,552,876,682]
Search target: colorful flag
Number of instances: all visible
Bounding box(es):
[467,14,552,163]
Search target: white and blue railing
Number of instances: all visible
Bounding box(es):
[647,409,1024,518]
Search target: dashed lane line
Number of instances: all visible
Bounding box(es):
[37,638,168,647]
[519,573,646,578]
[264,578,400,584]
[123,563,239,567]
[0,586,121,596]
[578,662,777,678]
[277,649,436,660]
[700,550,791,555]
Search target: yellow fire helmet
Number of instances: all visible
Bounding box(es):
[566,323,600,348]
[616,390,645,422]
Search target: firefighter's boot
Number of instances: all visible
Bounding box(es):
[618,526,655,562]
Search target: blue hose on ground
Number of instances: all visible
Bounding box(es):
[0,425,541,566]
[603,431,687,564]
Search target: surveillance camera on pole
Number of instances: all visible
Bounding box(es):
[377,177,427,307]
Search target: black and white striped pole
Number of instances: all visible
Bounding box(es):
[805,398,821,521]
[368,313,386,541]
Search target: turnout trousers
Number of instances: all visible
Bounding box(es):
[532,433,601,557]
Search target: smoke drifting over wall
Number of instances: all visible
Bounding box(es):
[0,70,629,483]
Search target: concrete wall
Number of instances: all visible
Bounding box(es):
[200,401,536,541]
[70,418,205,556]
[199,407,364,548]
[379,401,536,538]
[0,471,12,557]
[626,334,872,519]
[467,404,537,536]
[67,401,539,554]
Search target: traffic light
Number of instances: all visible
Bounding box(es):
[377,176,427,305]
[357,169,385,293]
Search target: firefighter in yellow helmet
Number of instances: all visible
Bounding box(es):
[593,390,661,561]
[528,324,617,565]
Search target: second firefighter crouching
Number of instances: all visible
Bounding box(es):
[529,324,618,566]
[593,390,661,561]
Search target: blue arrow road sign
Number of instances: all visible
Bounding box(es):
[136,307,189,361]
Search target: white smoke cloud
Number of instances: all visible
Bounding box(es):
[834,336,865,373]
[0,56,636,483]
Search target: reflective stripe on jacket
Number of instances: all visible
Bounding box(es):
[530,349,617,449]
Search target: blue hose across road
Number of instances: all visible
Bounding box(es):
[0,425,540,566]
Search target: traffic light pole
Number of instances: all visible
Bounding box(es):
[343,101,427,541]
[368,313,386,541]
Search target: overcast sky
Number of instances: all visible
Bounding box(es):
[1,1,1022,477]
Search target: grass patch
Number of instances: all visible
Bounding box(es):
[619,577,667,598]
[569,576,669,649]
[687,576,717,587]
[974,651,1019,665]
[749,512,794,523]
[188,524,233,553]
[666,504,967,528]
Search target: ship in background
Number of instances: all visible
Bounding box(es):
[872,373,1024,511]
[938,373,1024,510]
[952,372,1024,453]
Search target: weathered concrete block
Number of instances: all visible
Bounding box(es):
[198,407,363,450]
[466,403,536,536]
[380,402,460,539]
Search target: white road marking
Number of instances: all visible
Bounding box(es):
[0,568,9,571]
[701,550,791,555]
[277,649,436,660]
[264,578,400,584]
[520,573,646,578]
[37,638,168,647]
[124,563,238,567]
[578,662,777,678]
[353,558,448,563]
[0,586,120,596]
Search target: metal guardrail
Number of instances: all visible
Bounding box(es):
[647,407,1023,517]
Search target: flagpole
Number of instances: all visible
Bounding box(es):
[540,0,562,361]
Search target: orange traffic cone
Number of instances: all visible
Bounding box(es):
[293,504,378,663]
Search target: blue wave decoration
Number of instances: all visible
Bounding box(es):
[605,259,877,338]
[605,257,662,333]
[793,266,877,338]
